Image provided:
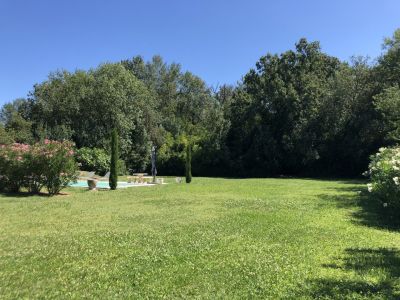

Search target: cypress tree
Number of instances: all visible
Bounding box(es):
[185,142,192,183]
[109,128,119,190]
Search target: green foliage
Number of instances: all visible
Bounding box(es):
[0,125,13,145]
[0,140,78,195]
[185,142,192,183]
[75,147,110,176]
[3,28,400,178]
[31,64,155,171]
[374,86,400,142]
[227,38,341,175]
[109,128,119,190]
[365,146,400,213]
[0,99,34,144]
[39,140,79,195]
[117,159,127,176]
[157,133,185,175]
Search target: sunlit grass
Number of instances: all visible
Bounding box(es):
[1,178,399,299]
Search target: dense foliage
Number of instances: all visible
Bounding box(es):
[366,147,400,213]
[1,29,400,177]
[0,140,78,195]
[75,147,110,176]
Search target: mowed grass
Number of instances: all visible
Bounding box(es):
[0,178,400,299]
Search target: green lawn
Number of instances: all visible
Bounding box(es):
[0,178,399,299]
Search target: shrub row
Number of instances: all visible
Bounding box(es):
[365,146,400,213]
[0,140,78,195]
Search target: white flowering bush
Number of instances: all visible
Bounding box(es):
[364,147,400,212]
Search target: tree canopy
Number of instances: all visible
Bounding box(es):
[2,29,400,177]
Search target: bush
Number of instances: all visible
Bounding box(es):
[0,143,30,192]
[39,140,78,195]
[75,147,110,176]
[365,146,400,213]
[0,140,78,195]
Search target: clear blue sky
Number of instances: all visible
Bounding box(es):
[0,0,399,106]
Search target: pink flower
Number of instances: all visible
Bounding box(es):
[44,139,50,145]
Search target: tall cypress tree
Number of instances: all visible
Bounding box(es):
[185,142,192,183]
[109,128,119,190]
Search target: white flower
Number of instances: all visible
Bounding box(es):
[393,166,400,171]
[367,183,373,192]
[379,147,386,152]
[383,203,388,207]
[393,177,399,186]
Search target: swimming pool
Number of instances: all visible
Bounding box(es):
[69,180,152,189]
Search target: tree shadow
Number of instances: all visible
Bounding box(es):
[0,191,69,198]
[306,248,400,299]
[318,188,400,232]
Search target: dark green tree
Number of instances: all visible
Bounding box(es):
[185,141,192,183]
[109,128,119,190]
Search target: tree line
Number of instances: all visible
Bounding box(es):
[1,29,400,177]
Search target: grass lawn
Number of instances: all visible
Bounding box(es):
[0,178,399,299]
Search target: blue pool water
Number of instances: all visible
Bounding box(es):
[69,180,140,189]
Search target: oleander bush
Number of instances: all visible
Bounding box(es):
[365,146,400,213]
[0,140,78,195]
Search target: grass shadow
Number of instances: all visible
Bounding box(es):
[305,248,400,299]
[0,191,72,198]
[0,191,49,198]
[318,188,400,231]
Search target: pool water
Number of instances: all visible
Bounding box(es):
[69,180,147,189]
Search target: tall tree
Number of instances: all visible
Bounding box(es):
[109,128,119,190]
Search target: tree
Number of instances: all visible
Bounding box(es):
[1,99,34,144]
[185,140,192,183]
[227,38,340,176]
[374,86,400,143]
[31,63,156,171]
[109,128,119,190]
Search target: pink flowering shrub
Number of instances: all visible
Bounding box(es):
[0,140,78,195]
[364,146,400,213]
[0,143,30,192]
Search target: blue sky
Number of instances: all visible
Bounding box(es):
[0,0,399,106]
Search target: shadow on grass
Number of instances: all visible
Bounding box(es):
[306,248,400,299]
[0,191,71,198]
[318,187,400,231]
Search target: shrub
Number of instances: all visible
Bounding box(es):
[39,140,78,195]
[0,140,78,195]
[0,143,30,192]
[75,147,110,176]
[365,146,400,213]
